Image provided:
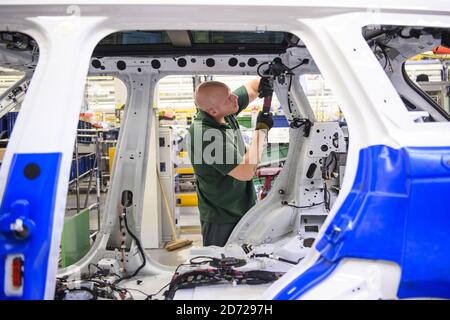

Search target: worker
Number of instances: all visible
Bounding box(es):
[187,77,274,246]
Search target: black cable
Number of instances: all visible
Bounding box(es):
[114,207,147,285]
[189,256,215,265]
[146,282,172,300]
[383,51,390,70]
[90,278,134,300]
[288,59,308,72]
[278,257,299,265]
[385,60,392,73]
[164,268,280,300]
[258,59,307,77]
[148,259,198,300]
[289,118,312,137]
[288,72,294,92]
[282,201,324,209]
[285,63,302,115]
[250,253,299,265]
[373,42,389,70]
[177,257,216,275]
[240,270,282,284]
[174,263,193,276]
[155,254,284,300]
[164,270,222,300]
[323,151,338,175]
[285,71,313,136]
[256,61,270,77]
[119,287,153,299]
[332,152,338,171]
[57,271,147,300]
[88,263,106,277]
[287,73,294,114]
[323,183,331,212]
[373,41,395,72]
[138,260,195,300]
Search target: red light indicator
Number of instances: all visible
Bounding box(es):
[12,257,23,288]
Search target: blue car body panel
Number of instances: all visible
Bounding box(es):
[275,145,450,300]
[0,153,62,299]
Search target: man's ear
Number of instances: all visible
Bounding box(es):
[209,108,218,116]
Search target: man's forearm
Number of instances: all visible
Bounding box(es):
[242,129,267,169]
[245,77,262,103]
[228,130,267,181]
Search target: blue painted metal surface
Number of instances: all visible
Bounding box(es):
[275,145,450,300]
[0,153,62,299]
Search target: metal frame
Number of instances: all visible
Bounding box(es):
[0,1,449,299]
[66,128,103,234]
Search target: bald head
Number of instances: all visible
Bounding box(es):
[194,81,229,110]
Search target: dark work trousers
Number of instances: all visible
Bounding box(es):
[200,220,238,247]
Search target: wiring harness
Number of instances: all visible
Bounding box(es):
[55,254,283,300]
[163,255,283,300]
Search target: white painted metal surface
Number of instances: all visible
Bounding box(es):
[0,1,449,299]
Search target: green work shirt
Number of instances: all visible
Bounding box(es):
[187,86,257,224]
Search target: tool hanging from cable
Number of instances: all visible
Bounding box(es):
[257,58,287,116]
[257,58,312,136]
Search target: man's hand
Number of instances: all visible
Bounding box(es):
[256,111,274,131]
[258,77,274,98]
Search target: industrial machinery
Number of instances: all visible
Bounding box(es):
[0,2,449,300]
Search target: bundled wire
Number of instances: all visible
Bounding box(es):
[368,27,414,73]
[113,206,147,285]
[323,183,331,212]
[160,255,282,300]
[322,151,339,180]
[256,59,308,79]
[55,276,131,300]
[164,268,281,300]
[56,254,282,300]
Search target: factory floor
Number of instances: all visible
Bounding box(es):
[146,205,203,266]
[146,230,203,266]
[66,191,203,267]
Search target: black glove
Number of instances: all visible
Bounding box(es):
[258,77,273,98]
[256,111,273,131]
